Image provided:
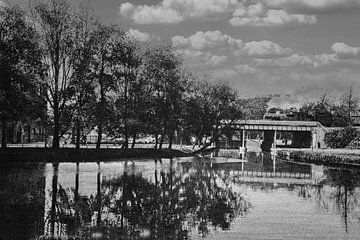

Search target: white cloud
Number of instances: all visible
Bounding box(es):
[119,0,360,27]
[172,30,243,50]
[176,48,212,64]
[264,0,360,14]
[255,54,313,67]
[234,64,257,74]
[127,29,151,42]
[119,0,238,24]
[313,53,338,66]
[230,8,316,27]
[206,55,228,66]
[119,2,183,24]
[242,40,292,58]
[331,42,360,59]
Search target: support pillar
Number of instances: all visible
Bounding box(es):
[239,129,247,159]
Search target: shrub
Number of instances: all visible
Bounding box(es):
[324,127,359,148]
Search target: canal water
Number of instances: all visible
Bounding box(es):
[1,153,360,239]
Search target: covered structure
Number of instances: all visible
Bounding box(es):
[220,120,326,152]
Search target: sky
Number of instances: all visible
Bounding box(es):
[9,0,360,100]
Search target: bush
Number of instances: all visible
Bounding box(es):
[324,127,359,148]
[347,136,360,149]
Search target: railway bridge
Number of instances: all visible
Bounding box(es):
[220,120,327,152]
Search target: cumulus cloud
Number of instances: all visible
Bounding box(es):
[119,0,317,27]
[127,29,151,42]
[206,55,228,67]
[242,40,292,58]
[229,7,316,27]
[119,2,183,24]
[255,54,313,67]
[264,0,360,14]
[234,64,257,74]
[331,42,360,59]
[172,30,243,50]
[119,0,237,24]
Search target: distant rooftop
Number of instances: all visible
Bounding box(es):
[233,120,321,127]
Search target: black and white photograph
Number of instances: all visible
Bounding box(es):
[1,0,360,239]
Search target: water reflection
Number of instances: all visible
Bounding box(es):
[0,153,360,239]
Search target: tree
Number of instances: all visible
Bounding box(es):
[183,78,242,149]
[143,44,184,149]
[69,7,98,149]
[32,0,76,148]
[109,35,143,149]
[341,85,359,126]
[0,5,43,148]
[89,24,123,149]
[324,127,359,148]
[238,96,272,120]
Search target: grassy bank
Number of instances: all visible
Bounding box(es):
[277,150,360,168]
[0,148,194,163]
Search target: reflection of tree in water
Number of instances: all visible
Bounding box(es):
[0,163,45,240]
[45,159,251,239]
[303,168,360,233]
[99,159,251,239]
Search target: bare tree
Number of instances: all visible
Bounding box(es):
[341,84,359,126]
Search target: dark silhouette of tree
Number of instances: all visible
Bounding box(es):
[69,7,98,149]
[89,24,123,149]
[341,84,359,126]
[32,0,76,148]
[0,5,43,148]
[143,44,184,149]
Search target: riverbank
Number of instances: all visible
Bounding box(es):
[0,148,195,162]
[277,149,360,168]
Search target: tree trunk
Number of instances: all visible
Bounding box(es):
[52,112,60,148]
[168,131,174,149]
[96,123,102,149]
[131,131,136,149]
[159,123,167,150]
[1,119,7,149]
[123,125,129,149]
[154,133,158,149]
[27,125,31,143]
[75,119,81,150]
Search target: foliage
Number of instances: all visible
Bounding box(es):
[341,85,359,126]
[238,96,272,120]
[346,136,360,149]
[2,1,244,150]
[32,0,77,148]
[183,78,242,148]
[0,5,43,148]
[299,101,349,127]
[324,127,359,148]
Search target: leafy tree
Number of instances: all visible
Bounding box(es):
[89,24,123,149]
[109,35,143,149]
[32,0,76,148]
[0,5,43,148]
[183,78,242,149]
[238,96,272,120]
[69,7,98,149]
[324,127,359,148]
[143,44,184,149]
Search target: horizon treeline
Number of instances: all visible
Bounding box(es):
[0,0,358,150]
[0,0,243,149]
